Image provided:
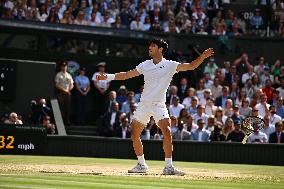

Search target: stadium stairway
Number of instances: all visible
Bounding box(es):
[66,125,98,136]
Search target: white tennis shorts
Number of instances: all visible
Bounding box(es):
[133,102,169,125]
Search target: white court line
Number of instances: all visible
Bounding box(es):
[0,184,56,189]
[0,176,186,189]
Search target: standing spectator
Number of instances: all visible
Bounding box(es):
[74,67,90,125]
[227,120,245,142]
[55,61,74,125]
[269,121,284,143]
[250,9,264,32]
[255,93,270,118]
[114,117,131,139]
[169,96,184,118]
[261,114,275,141]
[92,62,110,119]
[204,57,218,76]
[191,119,210,142]
[247,124,268,143]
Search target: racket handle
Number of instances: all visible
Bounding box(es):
[242,135,249,144]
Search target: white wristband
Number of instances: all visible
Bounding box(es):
[106,74,115,81]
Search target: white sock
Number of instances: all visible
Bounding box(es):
[137,154,146,165]
[165,158,173,167]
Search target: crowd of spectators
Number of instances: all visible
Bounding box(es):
[52,52,284,144]
[0,97,56,134]
[1,0,284,37]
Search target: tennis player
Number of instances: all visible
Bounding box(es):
[96,39,214,175]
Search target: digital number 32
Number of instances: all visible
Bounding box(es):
[0,136,15,149]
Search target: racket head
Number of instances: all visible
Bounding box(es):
[241,116,265,144]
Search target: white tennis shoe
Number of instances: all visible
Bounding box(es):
[162,166,186,176]
[128,163,148,173]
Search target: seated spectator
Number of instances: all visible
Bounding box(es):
[121,91,136,114]
[191,119,210,142]
[235,87,247,107]
[60,10,73,24]
[5,112,23,125]
[210,77,222,99]
[276,96,284,118]
[178,108,189,125]
[223,118,235,140]
[114,117,131,139]
[269,105,282,125]
[46,7,59,23]
[185,114,198,132]
[37,3,48,22]
[261,114,275,141]
[166,85,179,105]
[227,120,245,142]
[210,123,226,142]
[223,99,234,117]
[255,93,270,118]
[104,91,117,113]
[262,79,274,104]
[182,88,196,108]
[247,125,268,143]
[206,115,216,133]
[134,85,144,103]
[214,106,227,125]
[116,85,128,106]
[74,11,88,25]
[199,89,212,106]
[204,97,217,116]
[231,105,244,124]
[100,102,121,137]
[169,96,184,118]
[269,121,284,143]
[193,105,208,125]
[188,96,199,115]
[172,120,191,141]
[126,102,137,124]
[170,116,178,134]
[130,15,144,31]
[42,116,56,134]
[240,97,252,117]
[177,78,189,102]
[204,57,218,76]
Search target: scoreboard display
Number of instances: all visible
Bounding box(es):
[0,61,17,100]
[0,124,47,154]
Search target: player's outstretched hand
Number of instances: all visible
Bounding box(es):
[201,48,214,59]
[96,73,107,80]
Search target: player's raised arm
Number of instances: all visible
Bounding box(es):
[177,48,214,72]
[96,69,141,81]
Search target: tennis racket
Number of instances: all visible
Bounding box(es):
[241,116,264,144]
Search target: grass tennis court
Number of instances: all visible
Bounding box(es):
[0,155,283,189]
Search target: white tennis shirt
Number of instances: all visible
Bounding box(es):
[136,58,180,104]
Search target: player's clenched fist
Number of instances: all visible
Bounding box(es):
[201,48,214,59]
[96,73,107,80]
